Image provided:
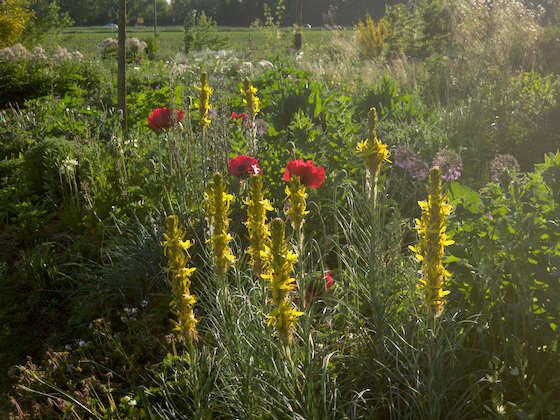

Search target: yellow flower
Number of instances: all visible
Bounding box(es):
[245,174,272,276]
[205,173,235,276]
[285,176,309,234]
[241,77,260,121]
[198,71,212,129]
[356,107,391,208]
[262,218,302,346]
[409,167,454,316]
[163,216,198,342]
[356,107,391,172]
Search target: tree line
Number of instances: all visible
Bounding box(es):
[54,0,402,28]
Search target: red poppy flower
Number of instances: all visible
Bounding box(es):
[292,271,334,307]
[228,155,261,180]
[283,159,325,188]
[147,107,184,131]
[232,111,248,123]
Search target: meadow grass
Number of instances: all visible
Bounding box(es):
[49,25,355,59]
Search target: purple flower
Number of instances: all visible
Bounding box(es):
[393,145,417,170]
[408,159,429,180]
[255,119,267,135]
[432,149,463,181]
[489,154,520,181]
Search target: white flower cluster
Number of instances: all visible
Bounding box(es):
[53,45,83,62]
[0,43,32,61]
[0,43,83,63]
[96,37,147,60]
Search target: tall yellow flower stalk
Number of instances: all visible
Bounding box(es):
[356,107,391,209]
[198,71,212,129]
[285,176,309,237]
[410,166,454,317]
[242,76,260,122]
[241,76,260,153]
[246,174,272,276]
[205,173,235,276]
[262,217,302,347]
[163,215,198,343]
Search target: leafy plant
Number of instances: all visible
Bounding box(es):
[355,14,390,59]
[183,10,228,54]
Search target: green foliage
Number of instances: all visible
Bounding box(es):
[447,153,560,415]
[0,60,52,109]
[20,0,74,47]
[232,66,360,205]
[356,74,434,123]
[418,0,454,56]
[484,70,560,170]
[143,35,158,60]
[0,0,33,48]
[22,136,80,203]
[250,0,290,53]
[183,10,228,54]
[0,56,104,109]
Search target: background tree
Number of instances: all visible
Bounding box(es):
[21,0,73,46]
[0,0,33,48]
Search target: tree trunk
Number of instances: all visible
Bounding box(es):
[295,0,302,50]
[117,0,127,132]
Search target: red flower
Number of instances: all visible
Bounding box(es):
[283,159,325,188]
[147,107,184,131]
[228,155,261,180]
[292,271,334,307]
[232,111,248,123]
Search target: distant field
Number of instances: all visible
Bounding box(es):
[51,26,354,59]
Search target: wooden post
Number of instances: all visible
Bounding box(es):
[295,0,302,50]
[154,0,157,38]
[117,0,127,132]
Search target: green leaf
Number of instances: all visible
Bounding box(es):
[449,181,482,211]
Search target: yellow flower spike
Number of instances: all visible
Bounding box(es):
[263,218,302,347]
[163,215,198,343]
[242,77,260,121]
[285,176,309,234]
[245,174,272,276]
[410,166,454,317]
[198,71,212,129]
[205,173,235,276]
[356,107,391,208]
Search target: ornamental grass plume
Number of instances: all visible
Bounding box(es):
[163,215,198,343]
[356,107,391,209]
[205,173,235,276]
[198,71,211,129]
[410,167,454,317]
[245,173,272,277]
[262,218,302,347]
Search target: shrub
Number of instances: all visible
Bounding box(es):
[0,0,33,48]
[355,14,390,59]
[22,136,81,203]
[183,10,228,54]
